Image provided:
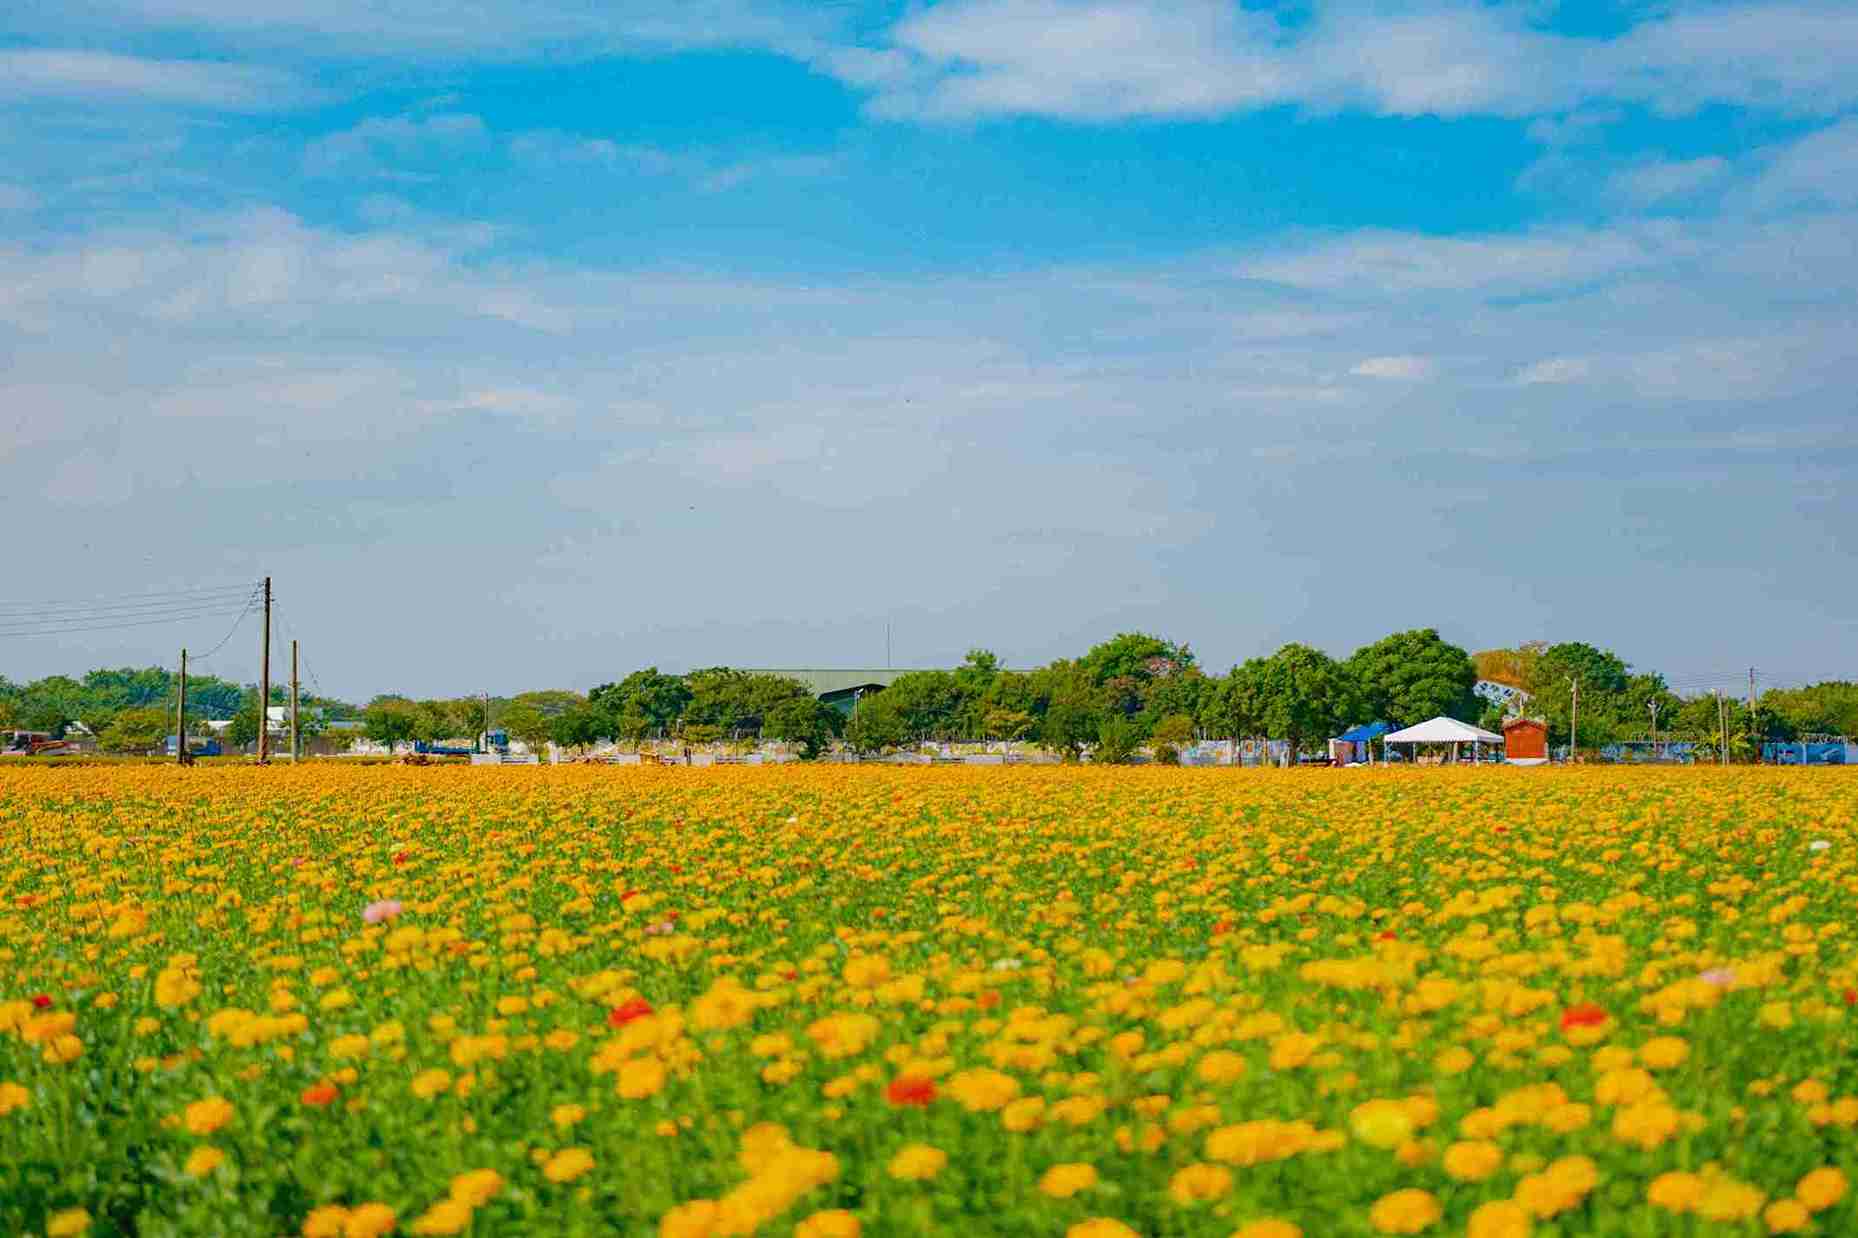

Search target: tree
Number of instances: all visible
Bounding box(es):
[1036,665,1104,760]
[1472,643,1546,690]
[1529,643,1632,746]
[98,706,169,754]
[982,707,1035,742]
[845,693,909,754]
[500,702,553,753]
[549,706,601,753]
[361,697,418,752]
[226,698,263,749]
[1091,716,1141,764]
[1077,632,1195,685]
[1348,628,1480,728]
[591,668,691,737]
[1236,644,1357,762]
[763,697,841,760]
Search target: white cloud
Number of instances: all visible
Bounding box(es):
[1351,355,1434,381]
[1607,157,1731,206]
[1515,357,1590,385]
[304,113,487,177]
[1749,119,1858,209]
[1239,226,1668,296]
[831,0,1858,123]
[0,48,304,109]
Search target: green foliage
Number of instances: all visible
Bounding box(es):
[1150,713,1196,747]
[1229,643,1357,758]
[498,702,553,751]
[1090,715,1141,765]
[1348,628,1479,728]
[844,693,908,754]
[361,697,418,750]
[762,697,841,760]
[98,706,169,754]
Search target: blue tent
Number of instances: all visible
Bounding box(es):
[1331,721,1393,764]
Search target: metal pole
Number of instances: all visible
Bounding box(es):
[290,639,300,762]
[1747,668,1758,764]
[1569,676,1578,764]
[1716,690,1727,765]
[1649,700,1659,761]
[257,576,272,764]
[177,648,188,765]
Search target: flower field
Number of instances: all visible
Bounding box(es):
[2,766,1855,1238]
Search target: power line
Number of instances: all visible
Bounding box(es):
[187,590,265,666]
[0,584,258,619]
[0,601,258,639]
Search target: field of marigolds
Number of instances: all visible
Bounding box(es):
[2,766,1856,1238]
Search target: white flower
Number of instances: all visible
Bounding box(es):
[1809,839,1831,852]
[990,957,1023,972]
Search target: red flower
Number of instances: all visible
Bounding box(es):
[608,997,654,1027]
[31,993,53,1009]
[976,991,1001,1011]
[780,969,798,982]
[886,1075,937,1107]
[392,850,409,865]
[1843,987,1857,1007]
[1376,931,1397,942]
[1211,919,1233,936]
[300,1082,339,1107]
[1560,1002,1608,1030]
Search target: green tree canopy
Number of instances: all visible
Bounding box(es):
[1347,628,1479,727]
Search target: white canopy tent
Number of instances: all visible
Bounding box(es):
[1382,716,1504,764]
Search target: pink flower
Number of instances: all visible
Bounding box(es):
[645,920,675,937]
[363,899,403,924]
[1699,968,1735,987]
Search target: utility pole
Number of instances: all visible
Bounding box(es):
[482,692,491,752]
[177,648,189,766]
[1748,667,1759,765]
[257,576,272,764]
[1716,689,1728,765]
[886,623,892,671]
[1569,676,1579,764]
[290,639,300,763]
[1648,699,1660,762]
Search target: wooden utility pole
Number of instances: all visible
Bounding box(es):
[1747,667,1759,764]
[1648,699,1660,761]
[290,639,300,762]
[258,576,272,764]
[1569,676,1579,764]
[177,648,189,765]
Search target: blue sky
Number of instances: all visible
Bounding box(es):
[2,1,1855,699]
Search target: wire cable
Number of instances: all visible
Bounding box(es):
[0,584,259,619]
[187,590,264,666]
[0,602,258,639]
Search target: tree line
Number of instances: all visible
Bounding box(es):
[8,632,1855,759]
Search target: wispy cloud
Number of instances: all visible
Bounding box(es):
[1515,357,1590,386]
[304,113,488,178]
[509,130,839,192]
[1607,157,1732,207]
[1351,355,1435,381]
[826,0,1858,123]
[0,48,306,109]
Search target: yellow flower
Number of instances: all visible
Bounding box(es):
[1442,1140,1503,1181]
[945,1068,1020,1112]
[1232,1221,1302,1238]
[1349,1099,1414,1149]
[183,1097,235,1136]
[343,1203,397,1238]
[1039,1163,1100,1198]
[1002,1096,1046,1132]
[1466,1200,1532,1238]
[1168,1163,1233,1205]
[1648,1172,1705,1213]
[794,1209,862,1238]
[1796,1167,1847,1212]
[46,1209,91,1237]
[303,1205,351,1237]
[1638,1037,1689,1070]
[660,1200,720,1238]
[1764,1199,1810,1234]
[411,1070,452,1099]
[542,1148,595,1183]
[0,1082,30,1115]
[887,1144,947,1181]
[1066,1221,1139,1238]
[617,1056,667,1100]
[184,1146,225,1177]
[1369,1189,1441,1234]
[1196,1051,1248,1084]
[449,1169,503,1206]
[409,1199,473,1236]
[1434,1046,1475,1075]
[550,1104,585,1130]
